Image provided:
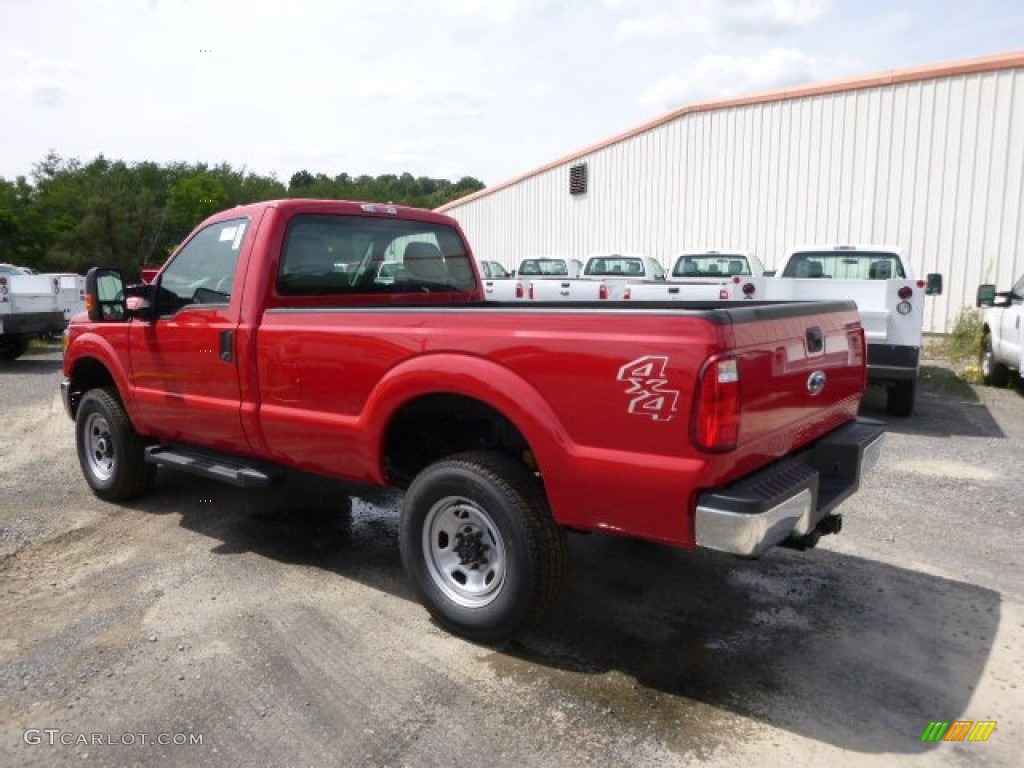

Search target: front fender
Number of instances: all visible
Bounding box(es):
[64,327,145,432]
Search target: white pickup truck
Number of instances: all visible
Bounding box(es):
[527,253,665,301]
[766,245,942,417]
[669,250,765,279]
[977,273,1024,386]
[0,264,75,360]
[484,256,584,302]
[624,250,766,302]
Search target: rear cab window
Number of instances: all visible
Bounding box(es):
[584,257,646,276]
[673,254,751,278]
[276,214,477,300]
[782,251,906,279]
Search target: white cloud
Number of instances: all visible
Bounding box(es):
[638,47,834,108]
[721,0,831,31]
[614,0,830,39]
[4,53,77,107]
[431,0,567,25]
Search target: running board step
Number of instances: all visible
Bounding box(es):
[145,445,285,488]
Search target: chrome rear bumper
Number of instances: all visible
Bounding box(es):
[695,418,884,557]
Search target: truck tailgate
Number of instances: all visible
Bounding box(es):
[713,300,866,485]
[2,275,60,314]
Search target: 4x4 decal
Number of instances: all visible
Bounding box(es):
[617,356,679,422]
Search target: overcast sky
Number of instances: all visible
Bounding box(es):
[2,0,1022,188]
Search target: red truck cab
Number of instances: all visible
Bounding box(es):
[63,199,883,641]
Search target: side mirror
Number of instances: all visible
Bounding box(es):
[85,268,127,322]
[976,284,996,307]
[925,273,943,296]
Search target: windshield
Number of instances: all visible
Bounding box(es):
[781,251,906,279]
[672,254,751,278]
[585,257,645,276]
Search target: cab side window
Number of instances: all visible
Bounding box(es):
[158,218,248,316]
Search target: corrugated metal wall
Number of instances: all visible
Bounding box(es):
[444,64,1024,334]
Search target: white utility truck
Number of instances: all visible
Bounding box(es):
[0,264,74,360]
[767,245,942,417]
[976,273,1024,386]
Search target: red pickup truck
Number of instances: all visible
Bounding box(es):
[62,199,883,641]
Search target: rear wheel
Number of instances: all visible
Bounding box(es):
[399,451,567,643]
[981,333,1010,387]
[75,387,156,501]
[886,379,916,417]
[0,335,30,361]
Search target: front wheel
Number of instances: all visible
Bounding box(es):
[398,451,567,643]
[75,387,156,501]
[981,333,1010,387]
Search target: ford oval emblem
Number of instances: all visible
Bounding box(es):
[807,370,827,396]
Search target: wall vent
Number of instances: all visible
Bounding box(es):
[569,163,588,195]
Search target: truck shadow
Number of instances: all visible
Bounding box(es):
[860,364,1004,438]
[505,534,998,757]
[138,473,998,758]
[0,358,65,375]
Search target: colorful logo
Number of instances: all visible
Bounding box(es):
[921,720,996,742]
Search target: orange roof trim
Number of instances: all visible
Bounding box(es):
[437,50,1024,212]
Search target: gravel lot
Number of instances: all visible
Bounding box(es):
[1,345,1021,767]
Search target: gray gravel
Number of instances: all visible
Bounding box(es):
[0,345,1021,767]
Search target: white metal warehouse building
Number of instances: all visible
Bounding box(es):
[438,52,1024,334]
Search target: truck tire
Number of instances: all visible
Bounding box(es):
[0,335,30,361]
[886,379,915,417]
[981,333,1010,387]
[75,387,156,501]
[399,450,567,643]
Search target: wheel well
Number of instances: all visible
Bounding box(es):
[383,394,535,488]
[67,358,116,418]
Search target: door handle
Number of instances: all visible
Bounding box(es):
[220,330,234,363]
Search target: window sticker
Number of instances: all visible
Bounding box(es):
[219,226,237,242]
[231,222,247,250]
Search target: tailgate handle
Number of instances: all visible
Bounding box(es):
[668,287,679,294]
[806,326,824,354]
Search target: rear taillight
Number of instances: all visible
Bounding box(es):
[693,356,741,452]
[732,276,741,283]
[719,289,729,299]
[916,279,926,289]
[516,283,525,299]
[897,286,913,300]
[742,282,756,296]
[622,286,631,300]
[599,284,609,300]
[0,276,7,300]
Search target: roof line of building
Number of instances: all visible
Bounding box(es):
[437,50,1024,213]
